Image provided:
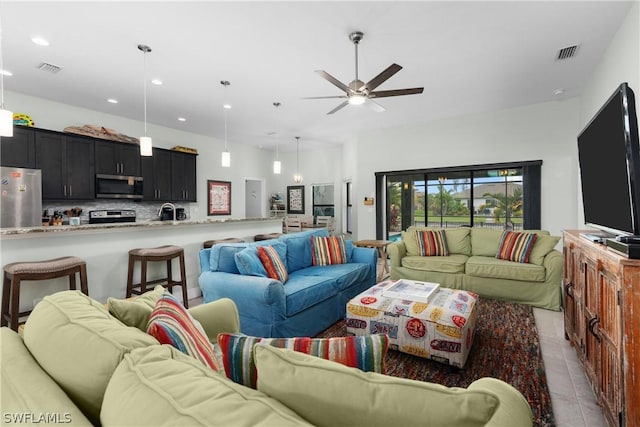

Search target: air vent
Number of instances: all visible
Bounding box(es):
[556,45,579,60]
[37,62,62,74]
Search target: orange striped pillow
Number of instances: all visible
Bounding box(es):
[496,231,537,263]
[415,230,449,256]
[311,236,347,266]
[257,245,288,283]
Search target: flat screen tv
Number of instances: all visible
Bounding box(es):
[577,82,640,238]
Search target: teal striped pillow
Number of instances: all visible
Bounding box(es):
[496,231,538,263]
[217,333,389,389]
[415,229,449,256]
[257,245,288,283]
[311,236,347,266]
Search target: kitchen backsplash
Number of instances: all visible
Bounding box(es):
[42,201,193,223]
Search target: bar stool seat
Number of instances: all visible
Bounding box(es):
[254,233,282,241]
[203,238,244,249]
[2,256,88,331]
[126,245,188,308]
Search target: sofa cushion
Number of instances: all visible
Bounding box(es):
[107,285,165,330]
[209,243,248,273]
[311,235,348,266]
[234,246,267,277]
[257,245,289,283]
[302,263,372,292]
[22,291,158,425]
[496,231,538,263]
[401,254,468,274]
[217,333,389,389]
[404,226,471,256]
[146,292,219,371]
[284,272,337,316]
[470,228,504,257]
[100,345,311,427]
[279,228,329,273]
[1,328,93,426]
[529,234,561,266]
[254,345,499,427]
[466,256,546,282]
[415,229,449,256]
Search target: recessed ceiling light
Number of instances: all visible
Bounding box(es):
[223,104,232,110]
[178,117,186,122]
[107,99,118,104]
[31,36,50,46]
[0,69,12,77]
[553,89,565,96]
[151,79,163,85]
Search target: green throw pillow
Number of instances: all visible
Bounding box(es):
[107,285,165,330]
[528,234,561,266]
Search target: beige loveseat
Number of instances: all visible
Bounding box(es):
[1,290,533,426]
[388,227,563,311]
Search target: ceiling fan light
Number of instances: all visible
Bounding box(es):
[273,160,281,174]
[0,109,13,137]
[139,136,152,156]
[348,94,366,105]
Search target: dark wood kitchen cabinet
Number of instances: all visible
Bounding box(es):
[171,151,197,202]
[142,148,172,201]
[35,133,94,200]
[0,126,36,168]
[94,140,141,176]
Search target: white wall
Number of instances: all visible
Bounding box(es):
[349,98,581,239]
[577,2,640,229]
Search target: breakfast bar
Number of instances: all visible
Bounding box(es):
[0,217,282,312]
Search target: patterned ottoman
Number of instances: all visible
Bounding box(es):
[346,280,478,368]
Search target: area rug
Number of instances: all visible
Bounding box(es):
[316,298,555,427]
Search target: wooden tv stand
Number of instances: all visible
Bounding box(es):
[562,230,640,426]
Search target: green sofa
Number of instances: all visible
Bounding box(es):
[1,290,533,426]
[388,227,563,311]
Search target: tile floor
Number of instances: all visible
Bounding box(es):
[534,307,607,427]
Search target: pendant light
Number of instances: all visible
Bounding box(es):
[293,136,302,183]
[273,102,281,174]
[0,17,13,137]
[221,80,231,168]
[138,44,152,156]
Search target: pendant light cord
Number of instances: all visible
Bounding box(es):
[143,51,147,136]
[0,16,5,109]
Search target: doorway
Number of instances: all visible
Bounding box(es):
[245,179,264,218]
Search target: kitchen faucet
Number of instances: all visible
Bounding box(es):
[158,203,176,221]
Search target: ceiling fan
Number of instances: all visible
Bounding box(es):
[307,31,424,115]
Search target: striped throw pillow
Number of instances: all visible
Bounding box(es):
[257,245,288,283]
[496,231,538,263]
[146,292,219,371]
[311,236,347,266]
[217,333,389,389]
[415,229,449,256]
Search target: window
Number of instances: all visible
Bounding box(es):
[312,184,334,218]
[375,161,541,239]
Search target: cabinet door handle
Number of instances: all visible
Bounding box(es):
[588,316,601,342]
[63,185,67,196]
[69,185,72,197]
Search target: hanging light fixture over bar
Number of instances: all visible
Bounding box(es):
[0,18,13,137]
[221,80,231,167]
[138,44,152,156]
[273,102,281,174]
[293,136,302,183]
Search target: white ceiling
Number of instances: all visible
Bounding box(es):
[1,1,633,152]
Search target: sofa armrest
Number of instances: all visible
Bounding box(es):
[199,248,212,272]
[543,249,563,281]
[387,241,406,268]
[188,298,240,341]
[351,246,378,266]
[467,377,533,427]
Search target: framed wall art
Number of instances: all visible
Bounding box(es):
[287,185,305,214]
[208,180,231,216]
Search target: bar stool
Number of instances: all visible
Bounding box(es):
[203,238,244,249]
[2,256,88,331]
[126,245,189,308]
[254,233,282,241]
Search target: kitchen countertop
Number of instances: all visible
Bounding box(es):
[0,217,281,238]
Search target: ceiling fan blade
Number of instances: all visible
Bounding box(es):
[365,98,386,113]
[361,63,403,92]
[369,87,424,98]
[315,70,351,94]
[327,100,349,115]
[303,95,348,100]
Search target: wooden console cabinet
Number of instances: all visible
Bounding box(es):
[563,230,640,426]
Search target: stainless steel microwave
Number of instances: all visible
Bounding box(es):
[95,174,143,199]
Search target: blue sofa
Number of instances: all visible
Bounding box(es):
[198,229,377,337]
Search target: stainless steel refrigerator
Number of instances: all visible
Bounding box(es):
[0,166,43,228]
